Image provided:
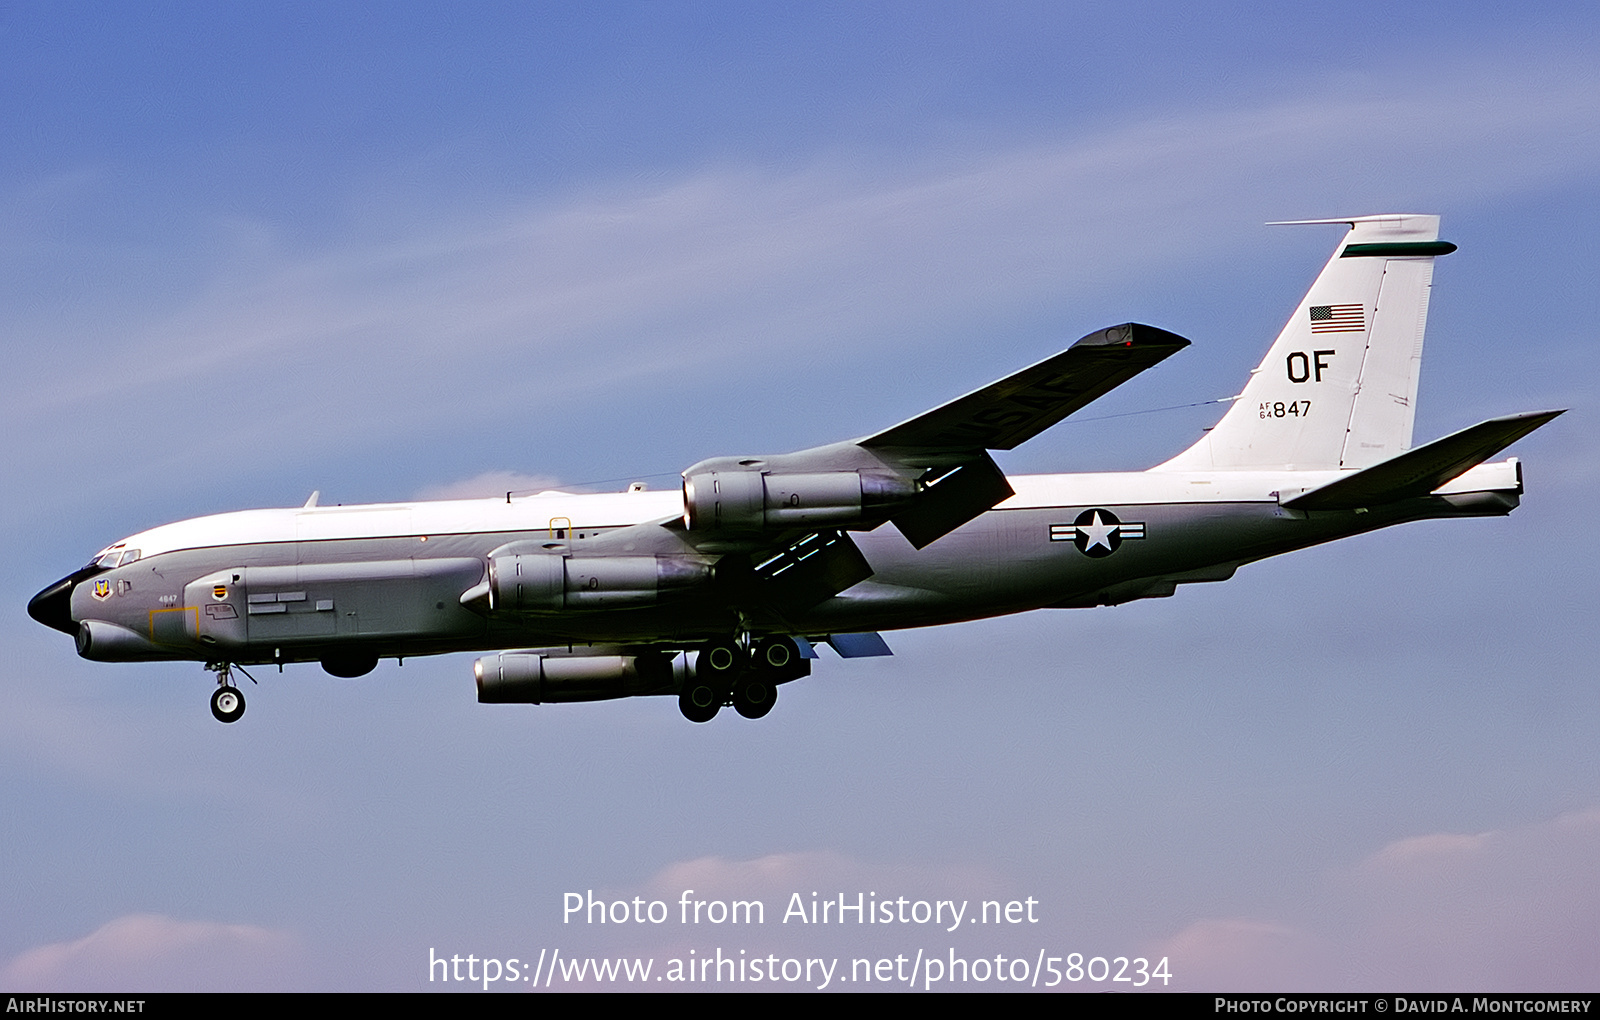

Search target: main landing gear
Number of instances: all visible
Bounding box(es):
[206,661,254,724]
[677,636,800,723]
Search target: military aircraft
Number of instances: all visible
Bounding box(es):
[29,214,1562,724]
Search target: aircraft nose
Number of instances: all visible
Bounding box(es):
[28,568,96,635]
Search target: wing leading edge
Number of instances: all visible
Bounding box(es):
[860,323,1191,452]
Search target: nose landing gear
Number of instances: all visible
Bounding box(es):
[205,661,254,724]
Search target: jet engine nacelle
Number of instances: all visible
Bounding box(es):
[681,470,915,532]
[487,554,710,612]
[474,650,673,703]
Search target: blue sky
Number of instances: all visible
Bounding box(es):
[2,2,1598,991]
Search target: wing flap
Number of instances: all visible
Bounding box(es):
[751,528,875,607]
[1282,410,1564,511]
[860,323,1190,451]
[826,632,894,658]
[889,452,1015,549]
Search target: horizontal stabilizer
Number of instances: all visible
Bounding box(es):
[1282,410,1564,511]
[827,632,893,658]
[862,323,1190,451]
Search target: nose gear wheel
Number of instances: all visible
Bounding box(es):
[210,684,245,723]
[205,661,254,724]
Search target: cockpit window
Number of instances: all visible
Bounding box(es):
[93,544,137,569]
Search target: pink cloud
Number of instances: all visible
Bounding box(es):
[1152,809,1600,991]
[1156,918,1324,991]
[1,914,303,992]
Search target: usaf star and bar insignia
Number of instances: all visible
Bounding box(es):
[1050,508,1146,557]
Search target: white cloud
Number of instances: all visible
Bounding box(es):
[414,470,567,501]
[7,51,1598,510]
[641,850,1002,903]
[0,914,302,992]
[1152,809,1600,991]
[548,850,1008,987]
[1341,808,1600,990]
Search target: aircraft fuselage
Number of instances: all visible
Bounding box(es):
[48,461,1521,668]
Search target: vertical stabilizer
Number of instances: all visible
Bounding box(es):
[1156,215,1455,472]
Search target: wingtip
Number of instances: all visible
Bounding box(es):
[1497,408,1567,424]
[1069,322,1191,351]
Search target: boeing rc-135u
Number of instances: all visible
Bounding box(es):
[29,215,1562,724]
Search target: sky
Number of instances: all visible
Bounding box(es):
[2,1,1598,992]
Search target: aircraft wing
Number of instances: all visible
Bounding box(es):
[1282,409,1565,511]
[675,322,1192,568]
[860,323,1191,451]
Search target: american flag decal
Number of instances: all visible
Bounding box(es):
[1309,304,1364,333]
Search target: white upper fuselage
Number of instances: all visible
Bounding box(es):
[101,461,1519,563]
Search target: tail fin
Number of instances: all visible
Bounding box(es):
[1157,214,1456,471]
